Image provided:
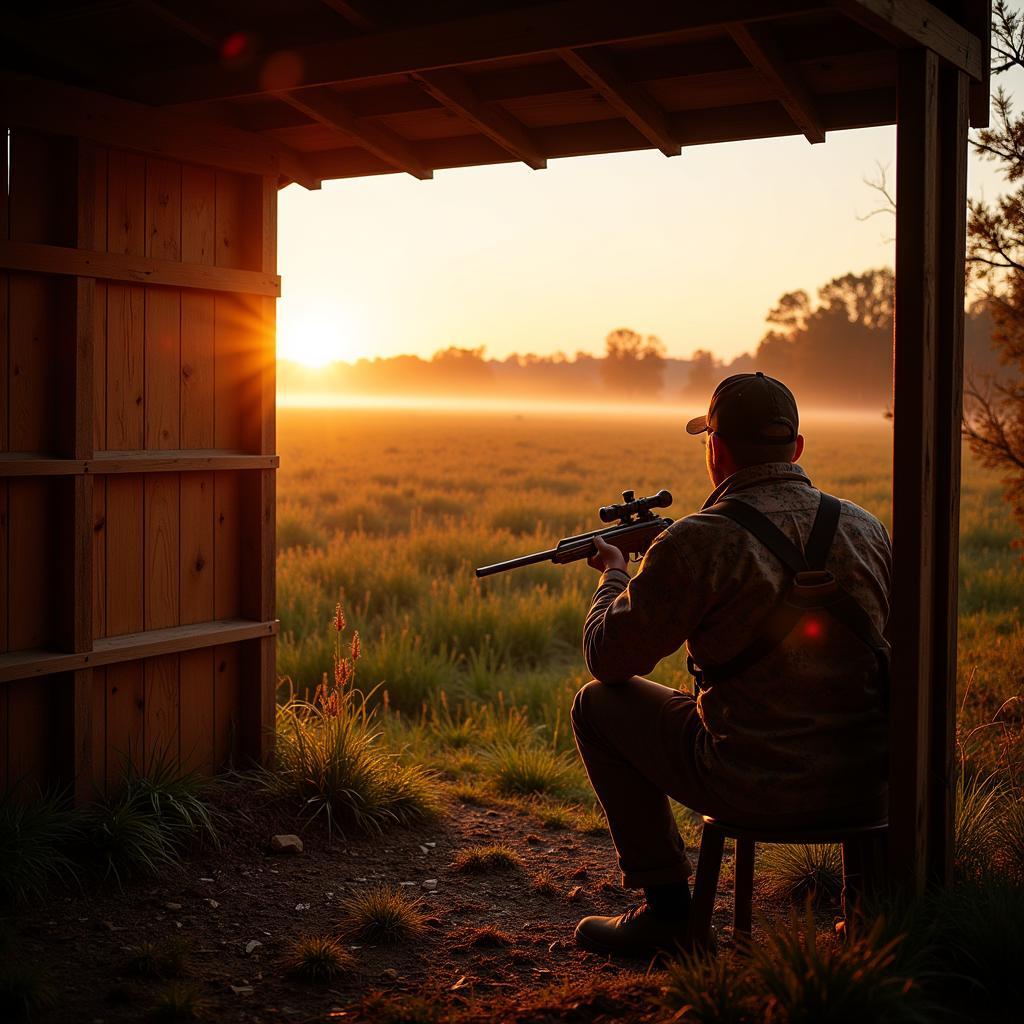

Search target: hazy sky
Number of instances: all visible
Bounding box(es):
[277,65,1023,368]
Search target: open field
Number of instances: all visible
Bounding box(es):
[277,403,1024,786]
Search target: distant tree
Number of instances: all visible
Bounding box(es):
[964,1,1024,555]
[755,269,894,405]
[600,328,666,395]
[685,348,721,399]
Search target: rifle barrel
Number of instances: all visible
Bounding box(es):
[475,546,559,578]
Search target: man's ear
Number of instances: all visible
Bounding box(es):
[792,434,805,462]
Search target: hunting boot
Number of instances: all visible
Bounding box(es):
[574,883,692,956]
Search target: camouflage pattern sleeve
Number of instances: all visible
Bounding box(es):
[583,531,695,684]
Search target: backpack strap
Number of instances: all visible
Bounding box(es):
[692,492,879,687]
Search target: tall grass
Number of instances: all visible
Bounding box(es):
[0,789,81,907]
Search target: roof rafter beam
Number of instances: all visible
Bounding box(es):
[131,0,830,105]
[728,23,824,143]
[413,69,547,169]
[318,0,375,31]
[278,88,432,179]
[557,46,679,156]
[835,0,983,81]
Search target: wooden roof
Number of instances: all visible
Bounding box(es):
[2,1,989,188]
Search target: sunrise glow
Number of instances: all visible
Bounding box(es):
[276,307,363,368]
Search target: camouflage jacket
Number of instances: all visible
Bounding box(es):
[583,462,891,823]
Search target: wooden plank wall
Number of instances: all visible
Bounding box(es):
[0,127,278,798]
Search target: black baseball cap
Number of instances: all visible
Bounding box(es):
[686,372,799,445]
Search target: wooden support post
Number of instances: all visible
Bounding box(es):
[240,175,278,768]
[929,65,969,886]
[890,48,969,889]
[891,47,939,893]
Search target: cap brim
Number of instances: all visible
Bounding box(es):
[685,414,708,435]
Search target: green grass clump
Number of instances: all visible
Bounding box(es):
[125,937,190,979]
[0,962,58,1022]
[0,788,81,907]
[341,885,427,944]
[260,695,438,838]
[574,807,607,835]
[151,982,206,1022]
[661,910,934,1024]
[453,843,523,873]
[83,757,218,884]
[532,802,573,830]
[282,935,356,982]
[485,743,574,797]
[954,772,1005,879]
[761,843,844,906]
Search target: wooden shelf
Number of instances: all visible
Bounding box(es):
[0,619,279,684]
[0,451,279,477]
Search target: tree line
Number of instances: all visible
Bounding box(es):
[279,268,1000,411]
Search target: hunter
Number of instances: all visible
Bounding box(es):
[572,371,891,955]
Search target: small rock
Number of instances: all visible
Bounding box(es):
[425,842,437,847]
[295,903,310,911]
[400,882,416,887]
[269,834,304,855]
[566,885,584,903]
[230,984,254,996]
[525,835,542,845]
[199,877,215,883]
[380,968,399,981]
[205,899,220,909]
[164,902,182,911]
[422,879,438,891]
[485,809,500,817]
[245,940,262,954]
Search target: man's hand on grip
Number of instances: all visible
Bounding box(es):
[588,534,628,574]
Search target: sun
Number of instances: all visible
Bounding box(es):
[277,307,362,368]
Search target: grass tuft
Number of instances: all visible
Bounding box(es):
[151,982,206,1022]
[453,843,523,873]
[485,743,573,797]
[531,872,561,898]
[761,843,844,906]
[0,962,58,1022]
[661,951,758,1024]
[532,802,573,830]
[0,788,81,908]
[282,935,356,983]
[83,756,218,884]
[341,884,427,944]
[125,937,190,979]
[259,695,438,838]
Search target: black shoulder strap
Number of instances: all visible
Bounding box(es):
[705,498,808,574]
[804,493,841,570]
[694,492,887,687]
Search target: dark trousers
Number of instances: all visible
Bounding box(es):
[571,676,725,889]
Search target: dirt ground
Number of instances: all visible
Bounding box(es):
[6,785,752,1023]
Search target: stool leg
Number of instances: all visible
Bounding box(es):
[688,825,725,952]
[841,838,865,929]
[734,838,755,944]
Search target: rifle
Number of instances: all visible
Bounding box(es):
[475,489,673,578]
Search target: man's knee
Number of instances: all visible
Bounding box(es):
[571,678,616,737]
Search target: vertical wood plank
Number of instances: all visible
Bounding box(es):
[214,470,241,620]
[928,67,970,886]
[8,274,59,453]
[0,482,7,655]
[179,648,214,776]
[0,681,8,793]
[106,661,144,778]
[92,477,107,639]
[213,643,240,769]
[83,144,108,452]
[106,476,144,635]
[144,654,180,772]
[91,668,107,794]
[890,48,939,893]
[180,471,214,625]
[6,679,51,793]
[106,150,145,451]
[145,288,181,449]
[144,473,180,631]
[181,166,216,447]
[145,159,181,262]
[7,479,49,650]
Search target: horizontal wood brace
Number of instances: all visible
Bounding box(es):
[0,241,281,297]
[0,451,280,477]
[0,619,279,684]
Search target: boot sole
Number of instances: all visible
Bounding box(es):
[573,923,688,958]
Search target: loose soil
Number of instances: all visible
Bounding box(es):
[5,784,760,1023]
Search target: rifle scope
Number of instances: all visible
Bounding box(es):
[598,489,673,524]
